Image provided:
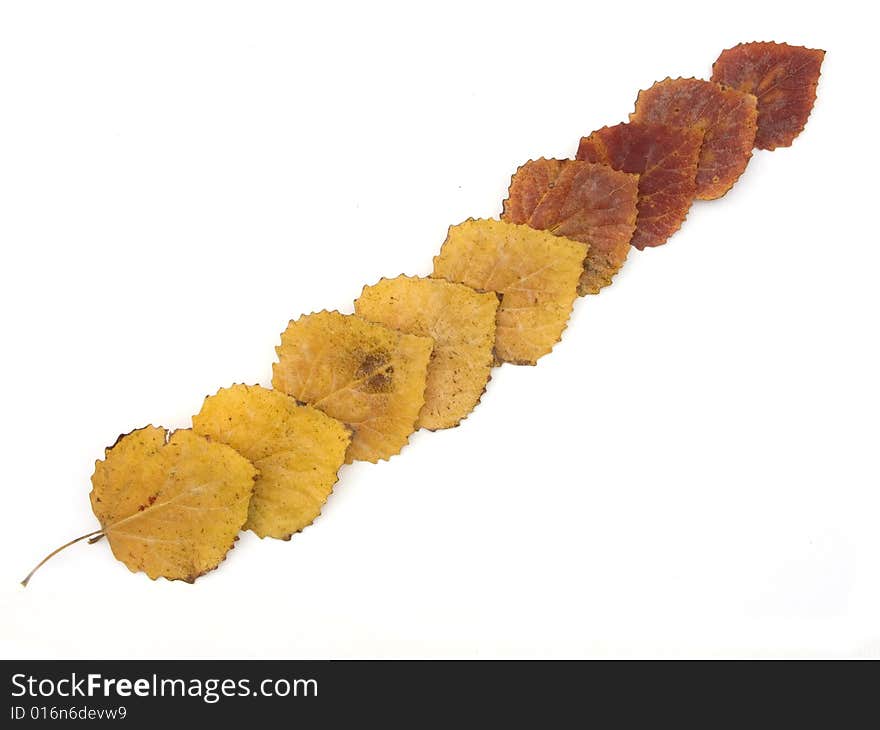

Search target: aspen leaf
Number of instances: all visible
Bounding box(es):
[631,77,758,199]
[501,158,639,294]
[272,311,434,463]
[432,219,584,365]
[577,121,703,249]
[355,276,499,430]
[193,384,351,540]
[711,42,825,150]
[89,426,256,582]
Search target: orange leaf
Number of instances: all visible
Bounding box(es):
[577,121,703,249]
[711,42,824,150]
[502,158,638,294]
[631,77,757,199]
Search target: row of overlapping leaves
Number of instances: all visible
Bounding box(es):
[24,41,824,585]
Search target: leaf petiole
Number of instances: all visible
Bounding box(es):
[20,529,104,587]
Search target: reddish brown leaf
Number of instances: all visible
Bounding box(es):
[576,122,702,249]
[631,78,757,199]
[711,42,825,150]
[501,158,639,294]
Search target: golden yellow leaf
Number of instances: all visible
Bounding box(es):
[355,276,499,430]
[272,311,434,463]
[432,219,585,365]
[192,384,351,540]
[89,426,256,582]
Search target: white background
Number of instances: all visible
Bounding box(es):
[1,1,877,659]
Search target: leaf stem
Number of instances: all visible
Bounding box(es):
[20,529,104,587]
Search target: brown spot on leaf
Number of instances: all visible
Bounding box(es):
[356,351,389,377]
[364,368,394,393]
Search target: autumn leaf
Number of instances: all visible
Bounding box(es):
[577,121,703,248]
[502,158,639,294]
[272,311,434,463]
[193,384,351,540]
[711,42,825,150]
[631,77,757,199]
[432,219,585,365]
[90,427,256,582]
[355,276,499,430]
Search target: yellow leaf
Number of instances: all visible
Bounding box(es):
[272,311,434,463]
[432,219,585,365]
[193,384,351,540]
[355,276,499,430]
[89,426,256,582]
